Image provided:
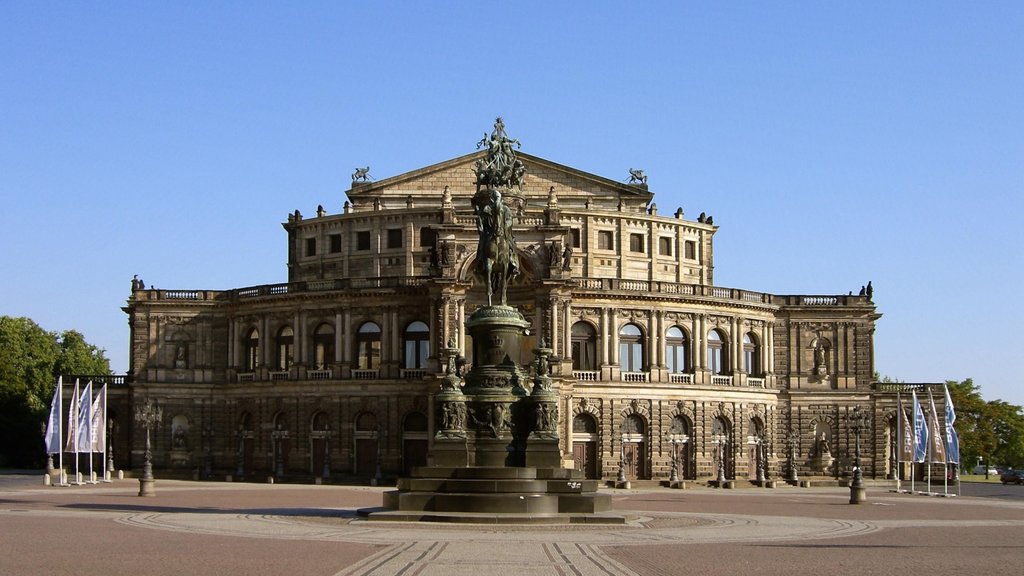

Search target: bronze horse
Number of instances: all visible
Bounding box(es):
[472,189,519,306]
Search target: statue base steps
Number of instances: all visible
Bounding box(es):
[364,466,618,524]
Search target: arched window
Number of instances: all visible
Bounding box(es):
[356,322,381,370]
[619,323,645,373]
[356,412,378,432]
[707,329,728,375]
[403,412,428,433]
[403,321,429,369]
[743,332,760,375]
[573,413,598,434]
[666,326,689,373]
[244,328,260,371]
[312,323,335,370]
[276,327,294,370]
[571,322,597,371]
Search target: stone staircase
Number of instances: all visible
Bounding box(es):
[362,466,622,524]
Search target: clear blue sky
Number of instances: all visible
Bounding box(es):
[2,3,1021,405]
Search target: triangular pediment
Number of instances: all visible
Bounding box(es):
[346,151,652,207]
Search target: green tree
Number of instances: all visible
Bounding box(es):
[987,400,1024,469]
[0,316,111,468]
[946,378,1024,470]
[946,379,995,470]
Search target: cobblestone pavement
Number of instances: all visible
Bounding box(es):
[2,477,1022,575]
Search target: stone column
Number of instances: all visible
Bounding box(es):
[457,298,466,349]
[651,310,661,369]
[562,300,572,360]
[334,313,343,364]
[549,296,559,353]
[262,316,271,373]
[732,318,741,375]
[228,317,237,368]
[342,310,352,364]
[293,313,301,369]
[695,315,706,371]
[599,308,609,366]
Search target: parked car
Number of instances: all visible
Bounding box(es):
[972,465,999,475]
[1000,469,1023,485]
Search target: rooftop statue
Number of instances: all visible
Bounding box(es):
[351,166,371,182]
[471,118,523,306]
[474,117,526,190]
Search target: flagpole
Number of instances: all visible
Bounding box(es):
[102,384,110,482]
[895,390,902,493]
[926,387,933,495]
[74,380,81,485]
[55,376,66,486]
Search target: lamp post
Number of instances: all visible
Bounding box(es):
[756,436,767,484]
[785,427,799,483]
[845,406,871,504]
[271,425,288,478]
[107,418,116,479]
[235,425,245,478]
[669,436,680,484]
[322,424,332,479]
[616,434,627,486]
[372,424,384,486]
[201,425,213,478]
[135,399,162,497]
[712,434,727,486]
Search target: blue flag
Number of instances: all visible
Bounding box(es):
[912,390,928,463]
[944,384,960,464]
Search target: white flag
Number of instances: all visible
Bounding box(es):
[76,382,93,453]
[65,379,80,453]
[90,384,106,453]
[43,376,62,455]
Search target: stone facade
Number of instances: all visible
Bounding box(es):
[111,143,907,484]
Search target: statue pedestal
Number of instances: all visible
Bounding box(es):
[372,301,615,522]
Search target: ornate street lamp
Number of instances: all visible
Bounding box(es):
[271,425,288,478]
[616,435,627,485]
[372,424,385,486]
[135,399,162,497]
[321,424,332,479]
[669,435,680,484]
[106,418,116,479]
[756,436,767,484]
[785,427,799,483]
[712,434,727,486]
[844,406,872,504]
[201,425,213,478]
[235,425,245,478]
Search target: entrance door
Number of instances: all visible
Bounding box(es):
[355,439,377,476]
[572,441,598,479]
[402,439,428,475]
[623,442,646,480]
[747,440,759,480]
[311,437,326,475]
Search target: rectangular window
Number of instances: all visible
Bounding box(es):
[419,228,435,247]
[356,231,371,251]
[684,240,696,260]
[305,237,317,257]
[659,237,672,256]
[387,228,403,249]
[629,233,644,253]
[597,230,614,250]
[571,229,581,248]
[329,234,342,254]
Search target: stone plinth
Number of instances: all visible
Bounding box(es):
[366,466,618,524]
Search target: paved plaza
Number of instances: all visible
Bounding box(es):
[1,475,1021,575]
